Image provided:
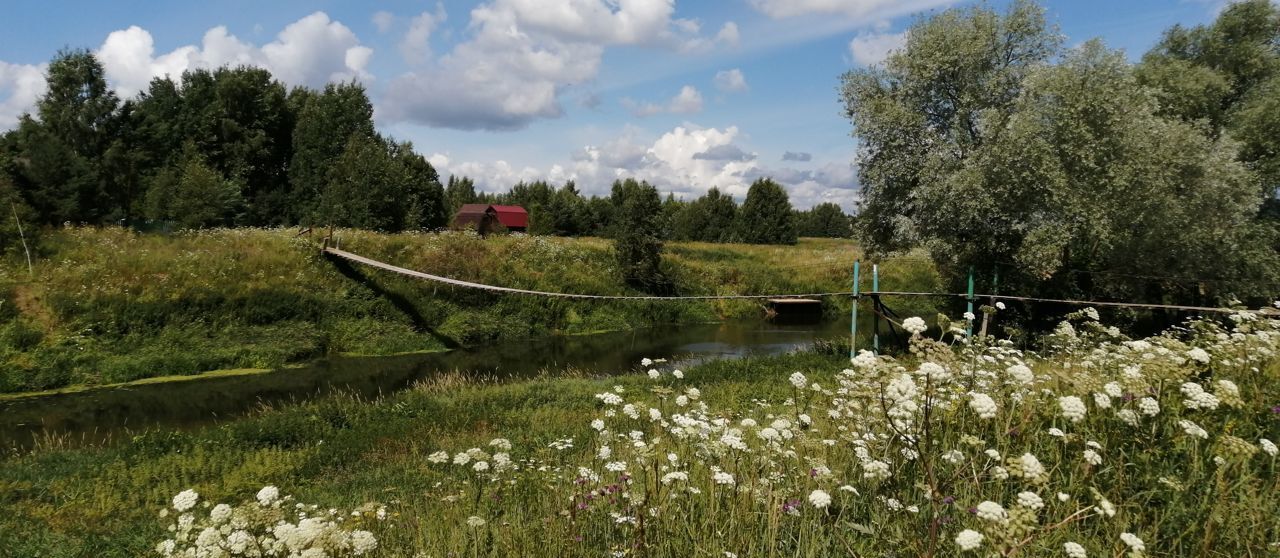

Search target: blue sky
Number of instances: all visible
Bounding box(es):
[0,0,1228,209]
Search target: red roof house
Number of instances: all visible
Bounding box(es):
[451,204,528,234]
[490,205,529,230]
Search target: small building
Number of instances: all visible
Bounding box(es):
[451,204,528,234]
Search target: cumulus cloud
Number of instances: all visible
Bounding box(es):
[372,11,395,33]
[748,0,954,20]
[782,151,812,162]
[713,68,748,93]
[848,29,907,66]
[401,4,447,64]
[622,85,703,117]
[693,144,754,162]
[382,0,726,131]
[94,12,372,97]
[715,22,740,47]
[0,61,46,130]
[429,123,857,209]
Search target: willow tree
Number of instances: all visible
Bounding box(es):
[841,0,1280,304]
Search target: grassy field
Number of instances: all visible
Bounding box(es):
[0,311,1276,557]
[0,227,941,393]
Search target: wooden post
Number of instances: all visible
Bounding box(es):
[979,268,998,338]
[850,261,860,359]
[965,266,975,337]
[11,203,32,280]
[872,263,880,355]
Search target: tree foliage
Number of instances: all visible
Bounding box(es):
[610,179,666,291]
[737,178,797,245]
[795,202,853,238]
[842,0,1280,304]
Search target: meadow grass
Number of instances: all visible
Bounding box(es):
[0,228,940,393]
[1,310,1277,557]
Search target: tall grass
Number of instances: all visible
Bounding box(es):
[0,228,939,393]
[2,310,1277,556]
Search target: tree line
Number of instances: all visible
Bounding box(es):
[0,50,446,243]
[0,49,848,255]
[842,0,1280,307]
[447,176,850,244]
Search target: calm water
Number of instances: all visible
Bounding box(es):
[0,320,852,451]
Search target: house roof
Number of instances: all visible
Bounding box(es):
[455,203,491,215]
[450,204,529,229]
[490,205,528,228]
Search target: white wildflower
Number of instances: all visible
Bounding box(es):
[1064,541,1087,558]
[172,489,199,512]
[1006,364,1034,385]
[808,489,832,508]
[969,392,998,419]
[1059,396,1087,422]
[975,501,1007,523]
[1138,397,1160,416]
[1083,449,1102,466]
[903,317,928,335]
[1016,491,1044,510]
[1260,438,1277,456]
[255,486,279,506]
[1178,419,1208,439]
[789,372,808,389]
[1120,533,1145,552]
[955,529,984,551]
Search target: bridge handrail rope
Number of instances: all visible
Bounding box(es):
[323,247,1266,315]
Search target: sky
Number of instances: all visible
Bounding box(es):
[0,0,1230,210]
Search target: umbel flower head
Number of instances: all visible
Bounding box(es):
[954,529,984,551]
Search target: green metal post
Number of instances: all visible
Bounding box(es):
[850,261,860,359]
[872,264,880,355]
[966,266,975,337]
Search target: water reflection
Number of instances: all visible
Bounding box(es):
[0,320,851,451]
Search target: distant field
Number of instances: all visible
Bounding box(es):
[0,228,941,393]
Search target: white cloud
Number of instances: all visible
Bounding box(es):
[749,0,955,20]
[497,0,676,45]
[713,68,748,92]
[94,12,372,97]
[401,4,447,64]
[381,0,726,131]
[848,29,907,66]
[716,22,740,47]
[0,61,46,130]
[372,11,395,33]
[622,85,703,117]
[430,123,858,210]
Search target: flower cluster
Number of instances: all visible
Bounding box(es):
[155,487,381,557]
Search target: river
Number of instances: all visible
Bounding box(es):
[0,319,853,451]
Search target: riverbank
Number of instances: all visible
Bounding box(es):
[0,319,855,450]
[2,313,1277,557]
[0,227,942,394]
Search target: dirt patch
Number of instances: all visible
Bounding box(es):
[12,284,55,333]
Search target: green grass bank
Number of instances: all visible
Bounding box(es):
[0,227,941,393]
[1,313,1277,557]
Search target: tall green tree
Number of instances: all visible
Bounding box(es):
[610,179,665,290]
[737,178,797,245]
[1137,0,1280,201]
[673,187,738,242]
[7,49,122,224]
[391,141,449,230]
[841,0,1059,255]
[796,202,852,238]
[842,1,1280,304]
[445,176,479,214]
[289,82,375,223]
[145,144,243,230]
